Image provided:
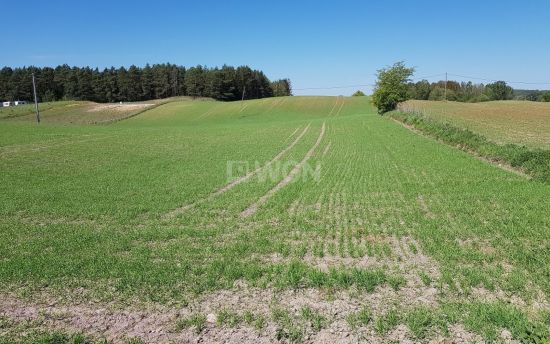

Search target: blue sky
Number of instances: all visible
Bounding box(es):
[2,0,549,95]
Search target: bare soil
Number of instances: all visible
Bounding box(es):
[86,103,155,113]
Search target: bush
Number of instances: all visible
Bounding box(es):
[468,94,491,103]
[372,62,415,114]
[352,90,366,96]
[485,81,513,100]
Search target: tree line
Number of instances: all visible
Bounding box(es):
[372,61,550,114]
[408,79,550,102]
[0,64,292,103]
[513,89,550,102]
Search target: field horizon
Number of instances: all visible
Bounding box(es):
[1,96,549,343]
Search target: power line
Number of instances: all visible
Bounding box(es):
[293,72,550,92]
[293,83,375,91]
[447,73,550,85]
[411,73,447,81]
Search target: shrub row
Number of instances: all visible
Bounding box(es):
[389,111,550,183]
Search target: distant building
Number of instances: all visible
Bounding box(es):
[2,101,27,107]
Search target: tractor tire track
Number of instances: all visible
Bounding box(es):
[241,122,326,218]
[327,97,341,117]
[164,124,311,218]
[334,96,345,117]
[285,127,300,141]
[195,102,226,121]
[195,107,217,121]
[322,141,332,157]
[239,103,249,113]
[266,97,286,113]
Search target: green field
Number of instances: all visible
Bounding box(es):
[398,100,550,149]
[0,98,179,125]
[1,97,549,343]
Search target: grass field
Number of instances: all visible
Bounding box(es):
[0,96,549,343]
[398,100,550,149]
[0,98,181,125]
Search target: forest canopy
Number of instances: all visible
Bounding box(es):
[0,64,292,103]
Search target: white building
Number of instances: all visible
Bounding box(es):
[2,101,27,107]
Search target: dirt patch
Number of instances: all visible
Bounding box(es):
[0,234,444,343]
[86,103,154,113]
[365,234,386,243]
[1,280,493,344]
[306,236,440,295]
[2,261,539,344]
[417,195,436,219]
[455,237,497,256]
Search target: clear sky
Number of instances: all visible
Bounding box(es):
[2,0,550,95]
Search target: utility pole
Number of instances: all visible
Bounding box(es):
[241,85,246,101]
[32,73,40,123]
[444,72,448,102]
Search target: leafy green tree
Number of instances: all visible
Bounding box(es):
[271,79,292,97]
[428,87,457,101]
[372,62,415,114]
[541,92,550,102]
[352,90,365,96]
[412,80,431,100]
[485,81,513,100]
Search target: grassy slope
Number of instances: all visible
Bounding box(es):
[399,100,550,149]
[0,98,183,125]
[0,101,73,119]
[0,96,549,341]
